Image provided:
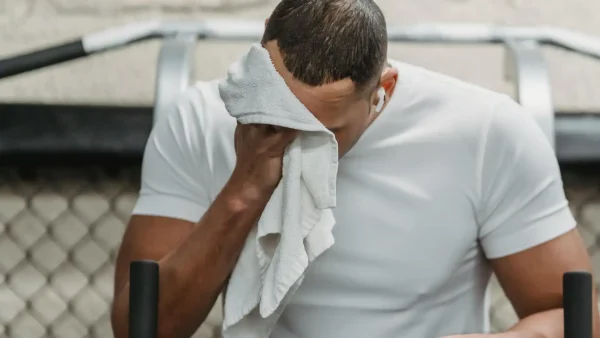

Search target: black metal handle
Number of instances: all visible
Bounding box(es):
[129,260,159,338]
[0,40,86,80]
[564,271,593,338]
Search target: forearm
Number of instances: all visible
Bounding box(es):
[509,307,600,338]
[508,308,563,338]
[112,181,271,338]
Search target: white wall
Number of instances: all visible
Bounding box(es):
[1,0,600,111]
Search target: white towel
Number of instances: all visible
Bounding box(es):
[217,44,339,337]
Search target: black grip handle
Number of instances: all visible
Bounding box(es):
[129,260,159,338]
[564,271,593,338]
[0,40,86,80]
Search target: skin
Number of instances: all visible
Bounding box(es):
[111,20,599,338]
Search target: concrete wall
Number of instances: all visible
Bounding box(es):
[1,0,600,111]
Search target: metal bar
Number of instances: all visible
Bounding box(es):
[129,260,159,338]
[563,271,593,338]
[3,21,600,80]
[0,104,598,164]
[0,40,86,80]
[1,20,600,164]
[555,113,600,163]
[153,34,196,124]
[504,40,555,147]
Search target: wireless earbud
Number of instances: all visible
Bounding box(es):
[375,87,386,113]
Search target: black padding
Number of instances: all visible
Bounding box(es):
[0,103,153,165]
[129,260,159,338]
[0,40,86,80]
[0,103,599,166]
[563,271,593,338]
[555,113,600,163]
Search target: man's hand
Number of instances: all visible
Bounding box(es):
[230,123,299,196]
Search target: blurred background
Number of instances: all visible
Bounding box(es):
[1,0,600,337]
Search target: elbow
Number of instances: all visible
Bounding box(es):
[110,303,126,338]
[110,287,131,338]
[110,295,190,338]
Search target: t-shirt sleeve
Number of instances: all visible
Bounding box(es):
[477,96,576,259]
[131,92,211,223]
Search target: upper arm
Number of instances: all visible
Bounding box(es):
[477,97,586,317]
[477,97,576,259]
[491,229,592,318]
[114,91,212,294]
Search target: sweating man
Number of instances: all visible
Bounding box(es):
[111,0,599,337]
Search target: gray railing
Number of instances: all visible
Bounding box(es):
[2,20,600,161]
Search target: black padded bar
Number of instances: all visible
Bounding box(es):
[129,260,159,338]
[1,103,599,166]
[564,271,593,338]
[0,40,86,80]
[0,103,153,165]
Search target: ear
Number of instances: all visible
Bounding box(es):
[380,66,398,99]
[373,66,398,113]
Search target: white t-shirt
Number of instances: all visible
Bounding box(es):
[132,61,576,337]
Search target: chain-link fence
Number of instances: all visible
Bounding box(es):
[0,166,599,337]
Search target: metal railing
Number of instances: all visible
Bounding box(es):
[2,20,600,160]
[2,20,600,337]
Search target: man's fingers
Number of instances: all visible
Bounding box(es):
[262,125,294,136]
[236,123,299,148]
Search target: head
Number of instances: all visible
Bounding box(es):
[262,0,398,158]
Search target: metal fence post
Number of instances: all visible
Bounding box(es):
[504,39,555,148]
[153,34,197,124]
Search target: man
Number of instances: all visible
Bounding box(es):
[111,0,599,337]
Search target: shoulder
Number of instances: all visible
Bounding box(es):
[144,80,236,177]
[162,80,235,137]
[388,60,507,115]
[152,80,235,152]
[382,61,552,180]
[134,81,230,221]
[387,60,544,140]
[384,60,522,149]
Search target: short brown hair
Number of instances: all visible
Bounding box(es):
[262,0,388,92]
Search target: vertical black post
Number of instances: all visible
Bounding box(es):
[129,260,159,338]
[564,271,593,338]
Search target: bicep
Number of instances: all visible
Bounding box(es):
[491,228,592,318]
[478,96,576,259]
[133,93,211,223]
[478,97,592,318]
